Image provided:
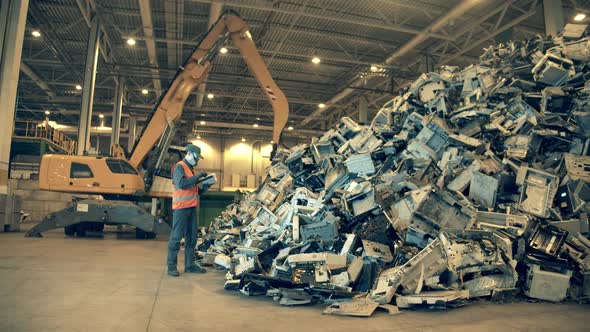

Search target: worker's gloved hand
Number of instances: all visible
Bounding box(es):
[195,171,207,178]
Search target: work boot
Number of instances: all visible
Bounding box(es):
[167,269,180,277]
[185,265,207,273]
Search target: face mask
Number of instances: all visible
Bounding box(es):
[186,152,197,166]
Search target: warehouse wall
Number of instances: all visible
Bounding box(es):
[190,137,274,189]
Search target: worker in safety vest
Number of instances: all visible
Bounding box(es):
[167,144,209,277]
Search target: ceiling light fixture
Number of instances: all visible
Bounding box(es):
[370,65,379,72]
[311,57,321,64]
[127,38,136,46]
[287,126,294,131]
[75,84,82,90]
[98,114,104,119]
[574,13,586,21]
[200,120,206,125]
[207,93,214,99]
[44,110,50,115]
[141,89,148,95]
[318,103,326,108]
[241,137,246,142]
[32,30,41,37]
[220,47,228,54]
[253,123,259,128]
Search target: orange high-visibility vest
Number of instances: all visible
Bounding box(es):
[171,161,199,210]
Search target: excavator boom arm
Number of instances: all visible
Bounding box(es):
[128,12,289,169]
[225,15,289,146]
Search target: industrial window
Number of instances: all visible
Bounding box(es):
[70,162,93,178]
[106,158,138,175]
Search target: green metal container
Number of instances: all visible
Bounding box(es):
[196,190,243,227]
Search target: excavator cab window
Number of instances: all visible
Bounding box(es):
[106,158,139,175]
[70,162,94,178]
[120,160,138,175]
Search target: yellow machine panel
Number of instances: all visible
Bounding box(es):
[39,154,144,195]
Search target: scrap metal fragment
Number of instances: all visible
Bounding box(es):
[322,298,379,317]
[517,167,559,218]
[469,171,499,208]
[395,290,470,309]
[524,256,573,302]
[214,254,232,269]
[362,239,393,263]
[377,304,401,315]
[370,239,447,304]
[347,257,364,285]
[476,211,529,236]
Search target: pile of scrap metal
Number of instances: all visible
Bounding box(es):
[197,24,590,316]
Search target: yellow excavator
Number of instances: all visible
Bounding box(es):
[25,11,289,238]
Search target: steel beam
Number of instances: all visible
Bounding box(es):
[375,0,446,15]
[19,58,338,91]
[77,15,100,155]
[138,0,162,95]
[120,34,384,70]
[164,0,184,67]
[197,121,323,136]
[0,0,29,195]
[196,2,223,111]
[401,1,520,69]
[75,0,110,64]
[38,2,405,52]
[110,78,125,147]
[27,3,83,82]
[365,0,540,97]
[20,62,55,99]
[358,96,368,124]
[384,0,481,65]
[543,0,564,37]
[439,1,540,65]
[17,97,312,120]
[192,0,454,41]
[18,77,322,105]
[127,117,137,151]
[301,0,480,125]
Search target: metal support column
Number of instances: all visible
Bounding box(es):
[0,0,29,194]
[543,0,564,37]
[110,78,125,148]
[127,117,137,151]
[77,15,101,155]
[358,97,368,124]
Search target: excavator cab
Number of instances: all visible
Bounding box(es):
[37,145,184,197]
[39,154,144,195]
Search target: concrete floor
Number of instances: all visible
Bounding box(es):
[0,229,589,332]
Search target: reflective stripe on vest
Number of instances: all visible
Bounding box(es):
[171,161,199,210]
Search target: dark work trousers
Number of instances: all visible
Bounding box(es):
[167,207,197,271]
